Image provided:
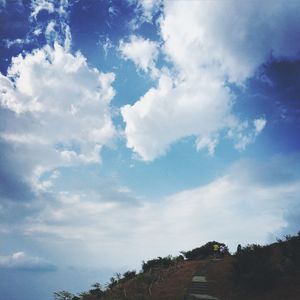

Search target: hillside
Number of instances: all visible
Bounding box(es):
[55,233,300,300]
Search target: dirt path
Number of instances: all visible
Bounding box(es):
[186,259,221,300]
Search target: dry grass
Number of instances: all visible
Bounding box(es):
[149,260,206,300]
[105,250,300,300]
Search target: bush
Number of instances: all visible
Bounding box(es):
[232,244,281,291]
[54,291,75,300]
[181,241,228,260]
[279,234,300,271]
[123,270,137,281]
[142,255,174,272]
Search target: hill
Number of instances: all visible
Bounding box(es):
[54,233,300,300]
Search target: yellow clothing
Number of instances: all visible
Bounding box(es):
[213,244,219,252]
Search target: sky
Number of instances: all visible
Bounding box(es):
[1,0,300,299]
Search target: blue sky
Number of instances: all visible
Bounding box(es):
[1,0,300,299]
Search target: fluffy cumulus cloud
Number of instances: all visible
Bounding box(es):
[119,35,159,75]
[19,155,300,267]
[0,251,57,271]
[122,71,234,160]
[161,0,300,82]
[121,0,300,161]
[0,43,116,191]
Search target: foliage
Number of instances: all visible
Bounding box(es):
[54,233,300,299]
[122,270,137,281]
[142,255,174,272]
[232,244,282,291]
[278,233,300,272]
[88,282,105,298]
[236,244,242,255]
[180,241,229,260]
[107,276,118,290]
[54,291,75,300]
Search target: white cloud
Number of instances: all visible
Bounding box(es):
[30,0,69,20]
[3,38,28,48]
[227,118,267,151]
[134,0,162,22]
[122,0,300,160]
[126,0,161,26]
[119,35,159,76]
[21,157,300,268]
[102,37,114,57]
[161,0,300,83]
[196,135,218,156]
[31,0,55,19]
[0,251,56,271]
[254,118,267,135]
[122,70,233,161]
[30,0,71,51]
[0,43,116,190]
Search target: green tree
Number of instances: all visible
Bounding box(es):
[123,270,137,281]
[142,255,174,272]
[232,244,281,291]
[54,291,74,300]
[181,241,228,260]
[89,282,105,298]
[107,276,117,289]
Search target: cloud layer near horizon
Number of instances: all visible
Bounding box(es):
[0,251,57,271]
[13,155,300,268]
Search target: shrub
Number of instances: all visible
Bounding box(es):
[123,270,137,281]
[232,244,281,291]
[54,291,75,300]
[279,234,300,271]
[181,241,228,260]
[142,255,174,272]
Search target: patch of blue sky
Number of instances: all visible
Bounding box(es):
[0,3,32,73]
[231,60,300,155]
[133,16,162,41]
[69,0,134,50]
[48,137,230,201]
[99,136,237,199]
[112,61,156,107]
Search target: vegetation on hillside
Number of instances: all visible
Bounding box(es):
[54,232,300,300]
[180,241,229,260]
[231,232,300,293]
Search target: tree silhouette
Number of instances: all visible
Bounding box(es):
[54,291,75,300]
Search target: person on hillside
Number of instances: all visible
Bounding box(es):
[220,245,225,257]
[213,243,219,258]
